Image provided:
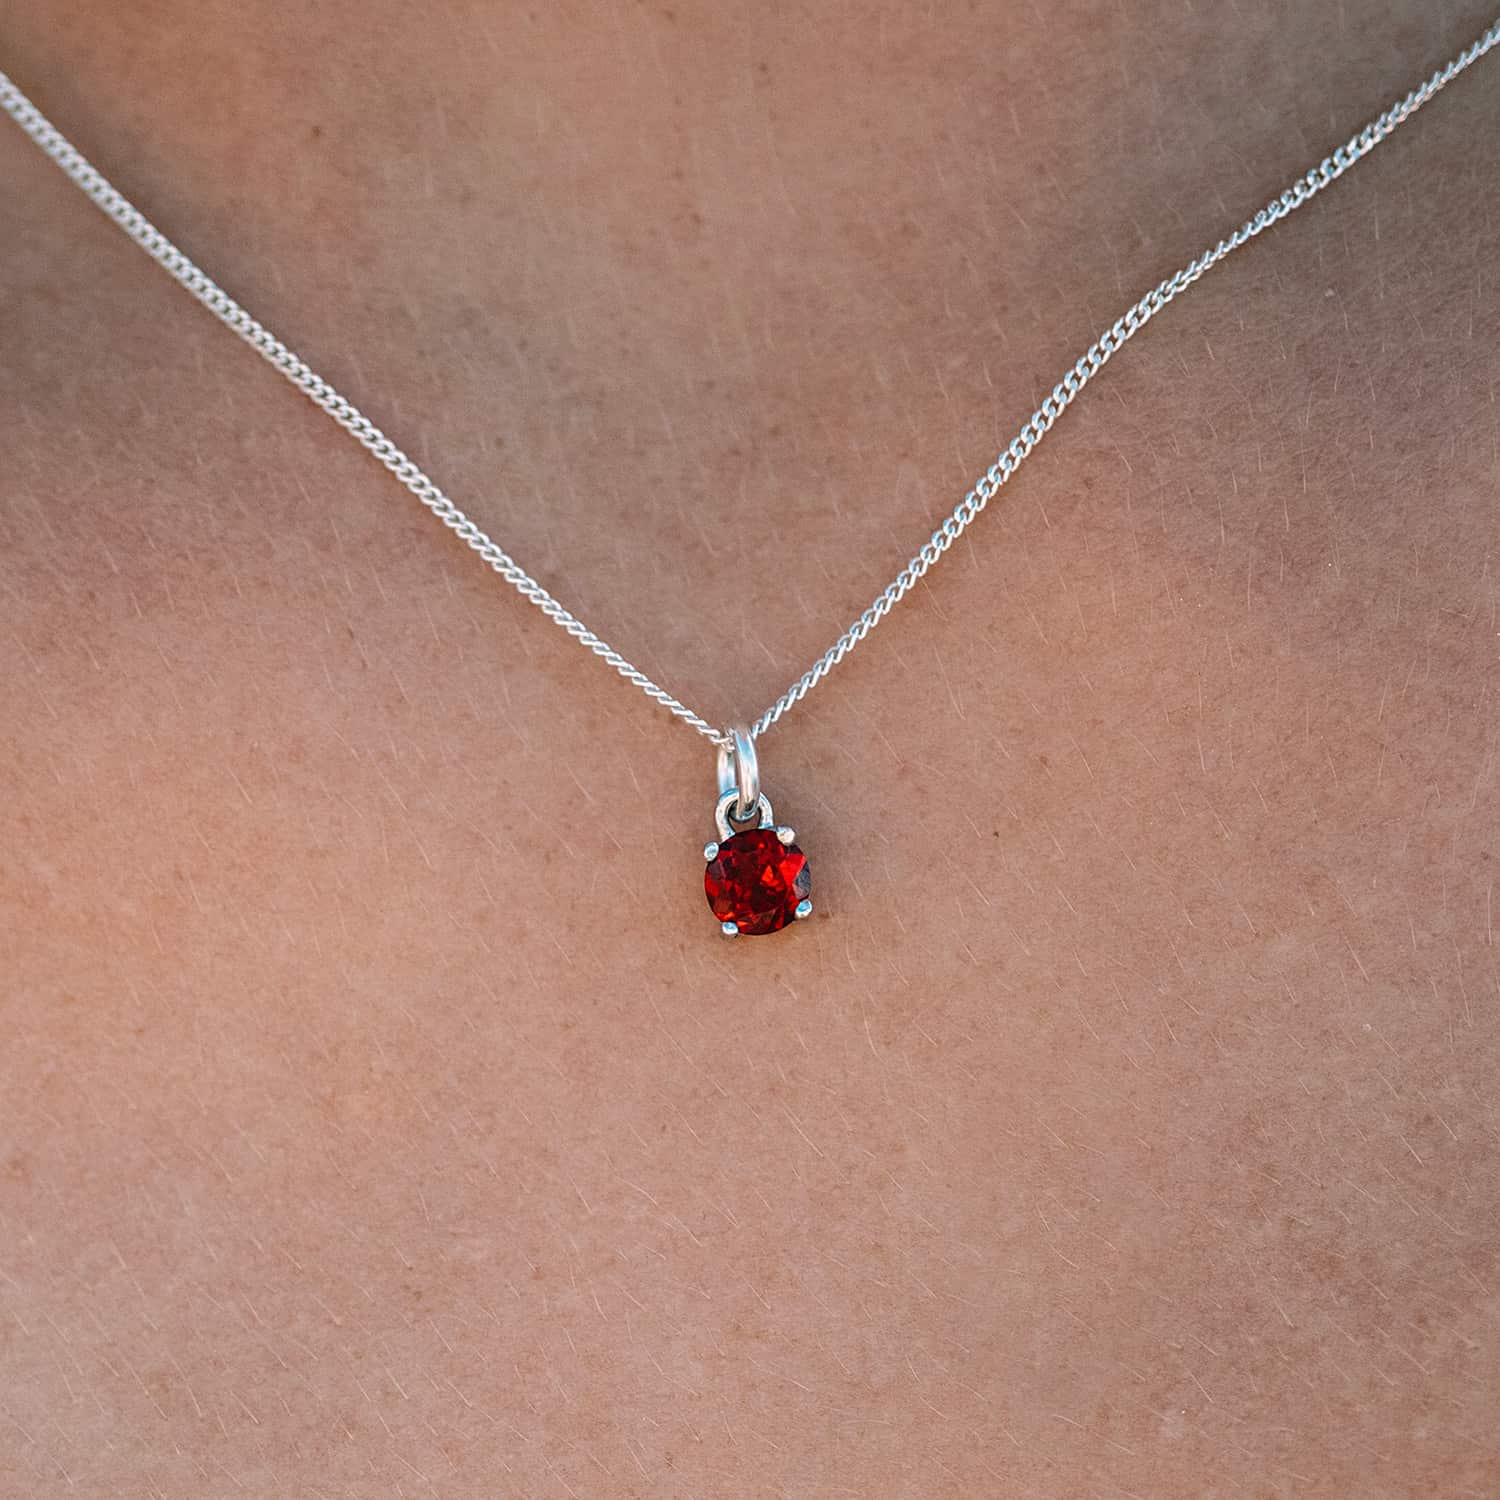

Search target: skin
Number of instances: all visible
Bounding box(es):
[2,2,1498,1495]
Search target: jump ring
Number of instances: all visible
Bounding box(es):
[715,723,760,821]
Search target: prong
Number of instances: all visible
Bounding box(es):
[776,825,796,845]
[720,920,740,938]
[703,840,720,862]
[794,899,813,921]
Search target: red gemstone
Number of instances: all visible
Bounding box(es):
[704,829,811,936]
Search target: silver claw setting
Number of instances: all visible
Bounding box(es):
[794,899,813,921]
[776,825,796,845]
[703,840,720,862]
[721,921,740,938]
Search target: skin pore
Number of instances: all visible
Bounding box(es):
[2,2,1498,1495]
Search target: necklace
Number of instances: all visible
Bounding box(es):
[3,24,1496,936]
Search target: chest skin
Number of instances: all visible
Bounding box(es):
[2,3,1498,1495]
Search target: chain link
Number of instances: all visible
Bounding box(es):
[3,21,1496,748]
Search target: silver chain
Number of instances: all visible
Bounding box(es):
[3,21,1496,748]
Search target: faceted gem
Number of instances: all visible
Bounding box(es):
[704,829,811,936]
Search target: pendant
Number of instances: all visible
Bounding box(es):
[702,725,812,937]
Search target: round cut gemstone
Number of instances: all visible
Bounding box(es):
[704,829,811,936]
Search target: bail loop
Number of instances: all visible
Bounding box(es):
[713,789,775,842]
[716,724,760,822]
